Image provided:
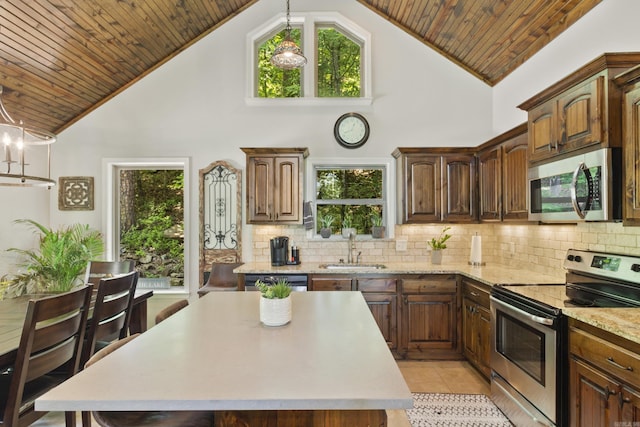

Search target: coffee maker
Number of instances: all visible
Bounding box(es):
[270,236,289,266]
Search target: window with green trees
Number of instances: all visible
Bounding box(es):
[315,166,385,236]
[256,23,363,98]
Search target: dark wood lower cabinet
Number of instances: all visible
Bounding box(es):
[214,409,386,426]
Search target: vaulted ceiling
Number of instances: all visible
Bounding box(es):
[0,0,602,136]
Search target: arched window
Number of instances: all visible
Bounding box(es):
[248,12,371,105]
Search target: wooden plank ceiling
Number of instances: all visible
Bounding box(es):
[0,0,601,136]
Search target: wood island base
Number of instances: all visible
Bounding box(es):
[214,409,387,426]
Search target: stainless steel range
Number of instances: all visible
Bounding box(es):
[490,249,640,427]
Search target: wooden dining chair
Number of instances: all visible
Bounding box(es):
[84,261,136,286]
[154,299,189,325]
[84,334,214,427]
[81,271,139,367]
[0,284,93,427]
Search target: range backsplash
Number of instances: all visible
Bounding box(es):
[249,222,640,278]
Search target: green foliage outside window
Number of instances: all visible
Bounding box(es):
[257,26,361,98]
[316,168,383,235]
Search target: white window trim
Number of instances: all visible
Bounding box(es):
[305,157,395,240]
[102,157,190,294]
[246,11,372,106]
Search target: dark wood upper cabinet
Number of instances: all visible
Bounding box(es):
[393,148,476,224]
[242,147,308,224]
[519,52,640,165]
[477,123,529,222]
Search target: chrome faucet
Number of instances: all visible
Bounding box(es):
[347,232,356,264]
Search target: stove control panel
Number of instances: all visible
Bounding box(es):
[565,249,640,284]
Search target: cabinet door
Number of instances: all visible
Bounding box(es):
[404,155,441,222]
[528,101,557,164]
[273,156,301,223]
[621,385,640,423]
[501,133,529,221]
[442,154,476,222]
[623,83,640,224]
[363,293,398,352]
[478,147,501,221]
[310,276,352,291]
[476,304,491,379]
[246,156,274,222]
[402,293,459,359]
[462,297,477,361]
[558,76,604,155]
[570,357,620,427]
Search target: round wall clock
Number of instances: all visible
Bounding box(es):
[334,112,370,149]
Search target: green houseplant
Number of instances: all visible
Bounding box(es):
[370,212,385,239]
[318,214,334,239]
[341,213,356,239]
[256,278,292,326]
[428,226,451,265]
[2,219,103,297]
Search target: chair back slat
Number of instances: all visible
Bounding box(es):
[2,284,93,427]
[82,271,138,366]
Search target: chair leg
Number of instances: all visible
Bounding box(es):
[82,410,92,427]
[65,411,77,427]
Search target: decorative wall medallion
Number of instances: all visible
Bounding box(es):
[58,176,94,211]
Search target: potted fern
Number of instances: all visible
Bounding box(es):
[256,278,292,326]
[318,214,334,239]
[428,226,451,265]
[341,213,356,239]
[2,219,103,298]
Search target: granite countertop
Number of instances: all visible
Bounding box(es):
[234,262,566,286]
[236,262,640,346]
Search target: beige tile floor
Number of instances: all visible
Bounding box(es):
[31,360,490,427]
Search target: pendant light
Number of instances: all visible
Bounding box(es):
[270,0,307,70]
[0,86,56,187]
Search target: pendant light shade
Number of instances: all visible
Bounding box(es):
[270,0,307,70]
[0,86,56,187]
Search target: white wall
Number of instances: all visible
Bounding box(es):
[493,0,640,133]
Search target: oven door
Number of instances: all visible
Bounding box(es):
[490,295,558,425]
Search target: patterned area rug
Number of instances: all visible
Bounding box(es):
[407,393,513,427]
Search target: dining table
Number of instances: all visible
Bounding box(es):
[0,288,153,368]
[36,291,413,427]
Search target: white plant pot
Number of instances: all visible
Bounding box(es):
[431,249,443,265]
[260,296,292,326]
[341,227,356,239]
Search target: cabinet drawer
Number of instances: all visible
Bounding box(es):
[570,326,640,389]
[462,280,490,307]
[357,278,397,293]
[402,276,457,293]
[311,277,353,291]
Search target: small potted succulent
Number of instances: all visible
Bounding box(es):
[428,226,452,265]
[318,214,334,239]
[255,278,292,326]
[341,213,356,239]
[370,212,385,239]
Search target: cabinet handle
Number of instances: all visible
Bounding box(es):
[618,392,632,408]
[470,291,479,297]
[607,357,634,372]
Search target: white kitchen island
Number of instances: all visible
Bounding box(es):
[37,291,413,426]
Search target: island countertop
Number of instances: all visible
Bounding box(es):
[37,292,413,412]
[234,262,565,286]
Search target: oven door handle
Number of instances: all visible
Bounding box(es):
[491,296,554,326]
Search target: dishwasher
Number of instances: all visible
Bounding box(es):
[243,274,308,292]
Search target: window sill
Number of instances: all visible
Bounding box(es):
[245,97,373,107]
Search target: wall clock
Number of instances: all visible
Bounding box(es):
[334,112,370,149]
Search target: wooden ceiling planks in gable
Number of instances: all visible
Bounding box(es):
[0,0,602,135]
[0,0,256,134]
[358,0,602,85]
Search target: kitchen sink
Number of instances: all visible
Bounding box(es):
[319,263,387,270]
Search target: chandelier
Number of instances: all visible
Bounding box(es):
[270,0,307,70]
[0,86,56,187]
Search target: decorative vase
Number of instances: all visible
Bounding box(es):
[431,249,443,265]
[260,296,292,326]
[320,227,332,238]
[371,226,385,239]
[341,227,356,239]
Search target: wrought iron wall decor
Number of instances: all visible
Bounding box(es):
[58,176,94,210]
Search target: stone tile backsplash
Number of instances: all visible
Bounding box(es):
[250,222,640,278]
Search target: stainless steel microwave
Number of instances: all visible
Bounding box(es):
[528,147,621,222]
